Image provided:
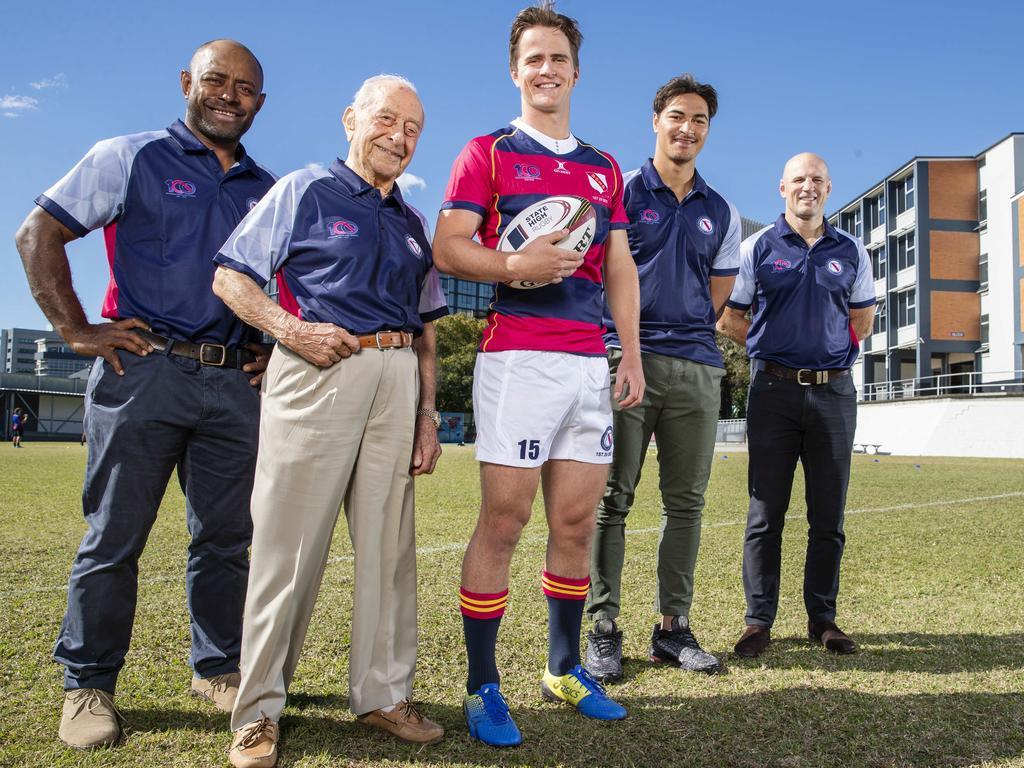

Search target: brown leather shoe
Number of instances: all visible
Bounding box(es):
[191,671,240,713]
[229,716,278,768]
[733,625,771,658]
[358,699,444,745]
[808,620,857,654]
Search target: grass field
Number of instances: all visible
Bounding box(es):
[1,443,1023,767]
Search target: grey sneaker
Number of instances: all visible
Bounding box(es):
[59,688,122,749]
[585,619,623,683]
[650,617,722,673]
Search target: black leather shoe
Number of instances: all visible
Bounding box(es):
[808,620,857,654]
[733,625,771,658]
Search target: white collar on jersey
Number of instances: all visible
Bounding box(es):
[511,117,578,155]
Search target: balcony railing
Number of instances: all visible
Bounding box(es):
[861,370,1024,401]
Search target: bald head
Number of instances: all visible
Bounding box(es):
[180,39,266,151]
[779,152,832,224]
[190,39,264,89]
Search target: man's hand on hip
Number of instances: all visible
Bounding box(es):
[65,318,154,376]
[242,343,274,386]
[281,322,360,367]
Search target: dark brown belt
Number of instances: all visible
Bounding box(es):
[135,329,257,369]
[355,331,413,350]
[758,361,850,386]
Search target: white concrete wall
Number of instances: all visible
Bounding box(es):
[855,397,1024,458]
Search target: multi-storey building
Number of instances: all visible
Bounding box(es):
[1,327,62,374]
[33,338,94,377]
[441,216,769,317]
[829,133,1023,395]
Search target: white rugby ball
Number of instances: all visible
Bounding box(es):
[496,195,597,289]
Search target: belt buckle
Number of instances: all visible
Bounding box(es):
[796,368,814,386]
[199,342,227,366]
[375,331,386,351]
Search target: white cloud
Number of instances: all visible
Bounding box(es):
[305,162,325,171]
[0,94,39,116]
[397,172,426,193]
[30,73,68,90]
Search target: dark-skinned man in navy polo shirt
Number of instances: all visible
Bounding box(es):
[212,74,448,768]
[585,74,740,681]
[718,152,876,659]
[15,40,275,750]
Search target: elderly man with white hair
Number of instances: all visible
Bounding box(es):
[212,74,448,767]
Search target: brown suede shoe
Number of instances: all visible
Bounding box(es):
[733,625,771,658]
[808,620,857,654]
[229,716,278,768]
[358,699,444,745]
[191,672,240,713]
[59,688,122,749]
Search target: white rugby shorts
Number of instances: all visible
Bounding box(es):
[473,350,613,467]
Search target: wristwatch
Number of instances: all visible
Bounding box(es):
[417,408,441,428]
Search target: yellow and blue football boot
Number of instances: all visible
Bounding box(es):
[540,664,627,720]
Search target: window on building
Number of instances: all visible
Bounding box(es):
[895,232,916,272]
[871,245,887,281]
[979,253,988,291]
[978,189,988,223]
[874,299,887,335]
[895,173,915,215]
[867,194,886,230]
[896,289,916,327]
[980,313,989,345]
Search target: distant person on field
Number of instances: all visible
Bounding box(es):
[718,153,876,658]
[11,408,25,447]
[14,40,274,749]
[586,74,741,682]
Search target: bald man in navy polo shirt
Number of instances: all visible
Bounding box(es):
[718,153,876,659]
[213,75,447,767]
[15,40,274,749]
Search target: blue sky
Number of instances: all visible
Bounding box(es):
[2,0,1021,332]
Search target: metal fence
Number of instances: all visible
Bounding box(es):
[861,370,1024,401]
[716,418,747,443]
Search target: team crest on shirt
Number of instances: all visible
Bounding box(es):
[696,216,715,235]
[771,258,793,272]
[826,259,843,275]
[245,197,259,210]
[597,426,613,457]
[586,172,608,194]
[165,179,197,198]
[405,235,423,258]
[553,159,571,175]
[327,218,359,238]
[514,163,542,180]
[640,209,661,224]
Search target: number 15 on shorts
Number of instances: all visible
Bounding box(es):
[517,439,541,461]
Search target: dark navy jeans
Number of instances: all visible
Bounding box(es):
[54,351,259,692]
[742,364,857,628]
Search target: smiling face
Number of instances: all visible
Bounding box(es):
[510,25,578,121]
[343,82,423,192]
[181,41,264,147]
[653,93,710,167]
[780,153,832,222]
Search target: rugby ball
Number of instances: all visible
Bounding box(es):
[496,195,596,289]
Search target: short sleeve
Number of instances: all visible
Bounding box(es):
[726,231,761,310]
[710,200,742,276]
[850,239,877,308]
[606,154,629,231]
[441,137,494,218]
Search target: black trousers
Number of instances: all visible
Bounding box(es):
[742,365,857,627]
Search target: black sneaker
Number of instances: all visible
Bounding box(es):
[649,617,722,673]
[585,619,623,683]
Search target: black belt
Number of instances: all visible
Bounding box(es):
[135,329,257,369]
[758,361,850,386]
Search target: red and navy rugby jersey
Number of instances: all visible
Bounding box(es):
[441,122,628,355]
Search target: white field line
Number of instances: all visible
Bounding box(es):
[8,491,1022,598]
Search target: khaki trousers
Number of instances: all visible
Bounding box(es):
[232,344,419,729]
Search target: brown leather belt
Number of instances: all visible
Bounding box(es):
[355,331,413,350]
[135,329,257,369]
[758,361,850,386]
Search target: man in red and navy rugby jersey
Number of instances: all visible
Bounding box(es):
[434,5,645,746]
[15,40,274,750]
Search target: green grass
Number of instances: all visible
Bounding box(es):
[2,443,1023,767]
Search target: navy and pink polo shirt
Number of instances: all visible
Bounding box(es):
[727,215,876,370]
[35,119,276,347]
[441,119,628,355]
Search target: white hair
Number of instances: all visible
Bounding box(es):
[352,74,418,114]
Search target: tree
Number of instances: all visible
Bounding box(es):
[717,332,750,418]
[435,313,486,414]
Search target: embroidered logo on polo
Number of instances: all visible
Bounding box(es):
[597,426,613,457]
[405,235,423,257]
[639,209,661,224]
[165,179,197,198]
[587,172,608,194]
[514,163,542,180]
[553,159,571,175]
[245,197,259,210]
[696,216,715,235]
[826,259,843,275]
[327,218,359,238]
[771,258,793,272]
